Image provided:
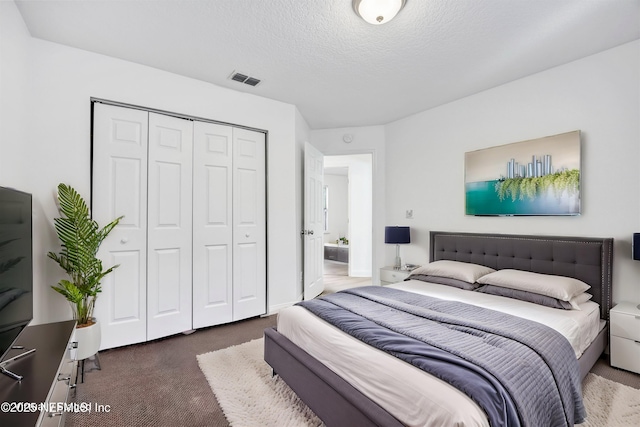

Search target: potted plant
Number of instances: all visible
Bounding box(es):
[48,183,123,360]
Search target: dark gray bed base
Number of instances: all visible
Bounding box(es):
[265,325,607,427]
[264,232,614,427]
[264,327,404,427]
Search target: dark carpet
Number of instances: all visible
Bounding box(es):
[67,315,277,427]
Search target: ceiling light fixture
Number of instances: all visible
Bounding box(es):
[353,0,407,25]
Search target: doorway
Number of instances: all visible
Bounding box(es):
[322,154,372,293]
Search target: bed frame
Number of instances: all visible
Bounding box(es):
[264,232,613,427]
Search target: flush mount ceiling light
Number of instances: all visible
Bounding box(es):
[353,0,407,25]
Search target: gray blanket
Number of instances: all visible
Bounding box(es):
[298,286,585,427]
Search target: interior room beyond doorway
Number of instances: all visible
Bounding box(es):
[322,154,372,294]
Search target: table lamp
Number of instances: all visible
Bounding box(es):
[385,226,410,270]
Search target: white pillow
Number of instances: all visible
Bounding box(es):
[411,260,495,284]
[476,269,590,302]
[569,292,593,310]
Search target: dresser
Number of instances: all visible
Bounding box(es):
[324,244,349,263]
[610,302,640,374]
[0,320,77,426]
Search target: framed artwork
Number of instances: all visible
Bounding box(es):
[465,131,581,216]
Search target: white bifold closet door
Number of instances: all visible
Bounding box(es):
[93,106,194,347]
[146,113,193,341]
[231,128,266,321]
[92,103,149,349]
[93,103,266,349]
[192,122,233,327]
[192,123,266,328]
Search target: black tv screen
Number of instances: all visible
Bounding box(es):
[0,187,33,363]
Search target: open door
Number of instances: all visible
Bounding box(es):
[303,142,324,300]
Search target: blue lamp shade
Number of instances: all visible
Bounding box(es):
[385,226,410,244]
[633,233,640,261]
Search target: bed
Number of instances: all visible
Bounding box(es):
[264,231,613,427]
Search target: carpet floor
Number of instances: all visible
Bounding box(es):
[67,315,277,427]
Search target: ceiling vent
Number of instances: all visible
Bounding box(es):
[229,71,261,87]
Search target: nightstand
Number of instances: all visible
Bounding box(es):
[610,302,640,374]
[379,266,418,286]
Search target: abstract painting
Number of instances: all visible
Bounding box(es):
[465,131,581,216]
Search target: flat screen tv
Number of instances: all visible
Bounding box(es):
[0,187,33,363]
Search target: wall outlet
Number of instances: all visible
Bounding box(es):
[406,209,413,219]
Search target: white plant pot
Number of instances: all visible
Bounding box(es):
[73,320,101,361]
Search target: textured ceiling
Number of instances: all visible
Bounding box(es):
[15,0,640,129]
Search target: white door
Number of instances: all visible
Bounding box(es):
[303,142,324,300]
[232,128,267,320]
[192,122,234,328]
[92,103,149,350]
[146,112,193,340]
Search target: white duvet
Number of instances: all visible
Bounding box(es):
[277,280,603,427]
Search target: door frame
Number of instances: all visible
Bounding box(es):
[319,149,377,284]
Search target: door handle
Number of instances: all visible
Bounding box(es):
[301,230,315,235]
[308,230,314,235]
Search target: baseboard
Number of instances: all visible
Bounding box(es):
[348,270,372,278]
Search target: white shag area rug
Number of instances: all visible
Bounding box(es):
[197,339,322,427]
[581,372,640,427]
[198,338,640,427]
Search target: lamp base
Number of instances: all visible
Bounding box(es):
[394,244,402,270]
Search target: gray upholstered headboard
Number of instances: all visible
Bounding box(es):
[429,231,613,320]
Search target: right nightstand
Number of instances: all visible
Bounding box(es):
[610,302,640,374]
[379,266,418,286]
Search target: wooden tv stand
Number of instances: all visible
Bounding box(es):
[0,320,77,426]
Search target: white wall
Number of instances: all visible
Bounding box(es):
[386,40,640,304]
[1,1,300,324]
[0,2,30,186]
[324,173,349,244]
[310,127,385,282]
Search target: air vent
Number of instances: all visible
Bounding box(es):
[229,71,261,87]
[231,73,249,83]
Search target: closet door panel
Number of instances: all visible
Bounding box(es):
[233,128,266,321]
[110,251,142,320]
[192,122,233,328]
[92,103,148,350]
[147,113,193,340]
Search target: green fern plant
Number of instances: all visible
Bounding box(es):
[48,184,123,326]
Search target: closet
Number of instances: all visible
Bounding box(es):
[91,102,266,350]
